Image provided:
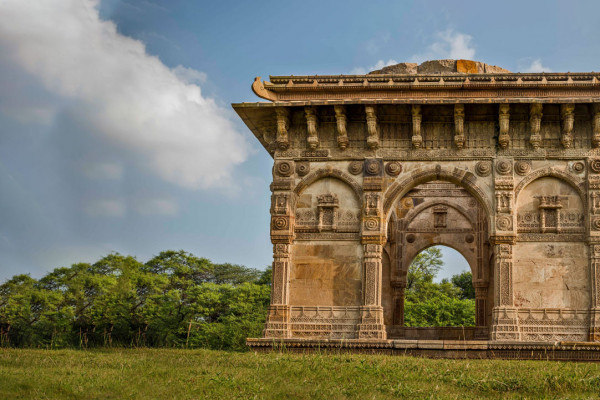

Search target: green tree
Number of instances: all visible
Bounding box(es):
[407,247,443,290]
[451,271,475,300]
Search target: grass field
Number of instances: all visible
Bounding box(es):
[1,349,600,399]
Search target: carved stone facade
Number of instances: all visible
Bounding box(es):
[234,59,600,344]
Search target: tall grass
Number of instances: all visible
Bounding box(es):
[1,348,599,399]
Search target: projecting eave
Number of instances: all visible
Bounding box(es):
[250,72,600,103]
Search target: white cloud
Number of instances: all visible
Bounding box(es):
[411,30,476,63]
[134,198,178,216]
[0,0,249,190]
[85,199,126,217]
[82,162,123,180]
[351,59,398,75]
[522,59,552,73]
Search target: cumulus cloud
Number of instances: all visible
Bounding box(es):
[522,59,552,73]
[411,30,476,63]
[0,0,249,189]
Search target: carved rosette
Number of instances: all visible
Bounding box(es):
[275,107,290,150]
[495,160,513,176]
[529,103,543,149]
[364,159,382,176]
[348,161,363,175]
[572,161,585,174]
[295,161,310,176]
[496,215,513,231]
[475,161,492,177]
[514,160,531,176]
[498,104,510,149]
[304,106,319,149]
[385,162,402,176]
[411,105,423,149]
[274,160,294,177]
[334,105,349,150]
[591,159,600,174]
[561,104,575,149]
[365,105,379,149]
[454,104,465,149]
[592,104,600,148]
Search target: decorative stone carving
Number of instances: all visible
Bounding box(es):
[411,105,422,149]
[364,159,382,176]
[274,160,294,177]
[592,104,600,148]
[475,161,492,177]
[317,193,339,232]
[454,104,465,149]
[561,104,575,149]
[529,103,543,149]
[272,216,289,230]
[591,192,600,214]
[496,160,512,175]
[365,105,379,149]
[496,192,513,214]
[465,234,475,243]
[305,106,319,149]
[348,161,363,175]
[590,159,600,174]
[334,105,349,150]
[295,161,310,176]
[496,215,513,231]
[498,104,510,149]
[514,160,531,176]
[275,107,290,150]
[405,233,415,243]
[572,161,585,174]
[385,162,402,176]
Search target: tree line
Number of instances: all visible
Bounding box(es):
[0,247,474,350]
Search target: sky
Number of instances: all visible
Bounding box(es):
[1,0,600,282]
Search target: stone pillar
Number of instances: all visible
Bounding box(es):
[473,283,488,327]
[358,243,387,339]
[263,163,295,339]
[589,243,600,341]
[392,283,406,326]
[490,237,520,341]
[357,162,387,340]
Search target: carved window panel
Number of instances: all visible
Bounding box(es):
[433,205,447,228]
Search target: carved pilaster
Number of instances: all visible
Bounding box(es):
[474,283,488,327]
[589,244,600,341]
[358,243,386,339]
[391,282,406,325]
[264,243,292,338]
[365,105,379,149]
[490,237,520,341]
[275,107,290,150]
[529,103,543,149]
[592,104,600,148]
[498,104,510,149]
[305,106,319,149]
[411,105,422,149]
[561,104,575,149]
[334,105,349,150]
[454,104,465,149]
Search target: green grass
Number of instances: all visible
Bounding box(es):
[1,348,600,399]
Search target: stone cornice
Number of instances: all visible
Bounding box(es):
[249,73,600,103]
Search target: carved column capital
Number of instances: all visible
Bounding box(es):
[334,105,349,149]
[275,107,290,150]
[365,105,379,149]
[561,103,575,149]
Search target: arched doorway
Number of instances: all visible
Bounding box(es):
[383,180,492,340]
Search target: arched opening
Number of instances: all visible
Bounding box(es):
[403,245,475,329]
[382,179,492,340]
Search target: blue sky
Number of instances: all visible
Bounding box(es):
[0,0,600,282]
